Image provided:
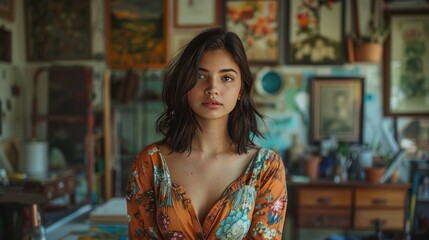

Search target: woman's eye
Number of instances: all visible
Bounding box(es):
[197,73,207,79]
[223,75,233,82]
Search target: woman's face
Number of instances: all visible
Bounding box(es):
[187,49,242,122]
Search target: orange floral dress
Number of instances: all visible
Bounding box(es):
[126,144,287,240]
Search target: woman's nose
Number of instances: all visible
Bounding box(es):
[204,79,219,96]
[205,87,219,96]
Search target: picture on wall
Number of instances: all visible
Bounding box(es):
[224,0,279,65]
[0,0,14,21]
[0,100,2,135]
[174,0,220,29]
[286,0,345,65]
[170,31,197,59]
[0,27,11,62]
[310,77,364,143]
[24,0,91,61]
[106,0,167,68]
[384,9,429,116]
[396,117,429,158]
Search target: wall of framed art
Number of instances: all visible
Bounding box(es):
[1,1,428,238]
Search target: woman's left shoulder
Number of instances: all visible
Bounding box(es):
[250,147,284,171]
[257,147,283,161]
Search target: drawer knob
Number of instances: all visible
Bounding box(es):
[371,198,387,205]
[317,197,332,204]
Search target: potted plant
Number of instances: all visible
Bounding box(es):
[349,0,389,62]
[364,142,394,183]
[351,24,389,63]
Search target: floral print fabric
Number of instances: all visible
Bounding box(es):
[126,144,287,240]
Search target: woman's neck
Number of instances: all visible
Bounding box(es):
[192,121,234,155]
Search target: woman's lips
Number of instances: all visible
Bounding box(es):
[202,99,222,109]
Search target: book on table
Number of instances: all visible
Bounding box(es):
[89,197,127,224]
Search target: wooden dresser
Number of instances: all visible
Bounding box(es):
[289,181,409,240]
[0,170,77,206]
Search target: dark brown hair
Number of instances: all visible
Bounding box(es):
[156,27,263,154]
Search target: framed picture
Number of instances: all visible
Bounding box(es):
[384,9,429,116]
[24,0,91,61]
[0,0,14,21]
[170,31,198,59]
[286,0,346,65]
[174,0,221,29]
[106,0,168,68]
[310,77,364,143]
[396,117,429,158]
[224,0,279,65]
[0,100,2,135]
[0,27,11,62]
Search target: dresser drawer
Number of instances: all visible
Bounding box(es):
[298,188,352,207]
[355,189,406,207]
[42,175,76,200]
[354,209,404,230]
[299,208,351,228]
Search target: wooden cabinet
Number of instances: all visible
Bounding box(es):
[354,188,407,230]
[290,181,409,240]
[297,188,352,228]
[2,170,77,204]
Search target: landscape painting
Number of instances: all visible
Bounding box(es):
[106,0,167,68]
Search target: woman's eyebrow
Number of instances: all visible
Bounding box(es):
[219,68,238,74]
[198,67,238,74]
[198,67,209,72]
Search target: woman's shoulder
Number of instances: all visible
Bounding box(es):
[133,142,162,163]
[252,147,284,170]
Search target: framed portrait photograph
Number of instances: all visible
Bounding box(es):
[224,0,279,65]
[0,0,14,21]
[286,0,346,65]
[174,0,221,29]
[310,77,364,143]
[384,9,429,116]
[106,0,168,68]
[24,0,91,61]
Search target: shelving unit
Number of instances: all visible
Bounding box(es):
[31,66,94,204]
[409,159,429,239]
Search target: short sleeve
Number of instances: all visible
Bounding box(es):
[248,151,288,239]
[126,151,162,239]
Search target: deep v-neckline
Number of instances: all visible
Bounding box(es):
[155,145,261,230]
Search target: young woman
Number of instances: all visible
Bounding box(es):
[126,27,287,240]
